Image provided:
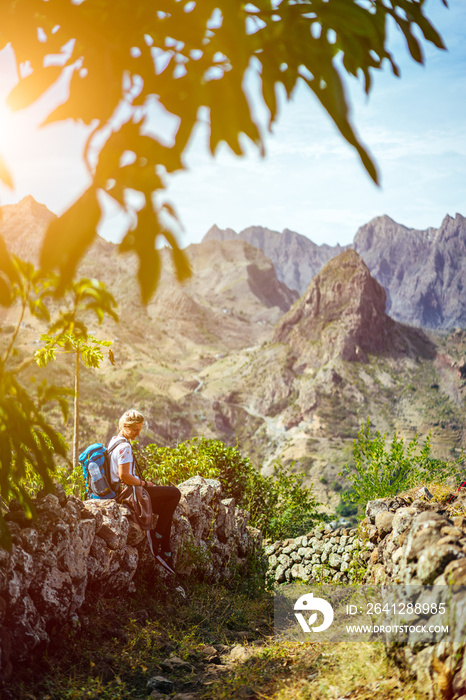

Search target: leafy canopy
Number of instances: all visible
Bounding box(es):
[0,0,447,301]
[0,246,117,547]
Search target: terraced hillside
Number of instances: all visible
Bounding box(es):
[1,198,464,515]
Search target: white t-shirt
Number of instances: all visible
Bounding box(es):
[108,436,134,485]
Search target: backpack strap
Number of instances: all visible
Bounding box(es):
[107,437,131,488]
[132,450,144,480]
[107,437,145,484]
[108,437,129,455]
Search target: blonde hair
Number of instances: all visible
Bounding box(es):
[118,409,145,430]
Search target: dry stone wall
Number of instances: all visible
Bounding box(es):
[265,526,368,584]
[362,489,466,699]
[0,475,260,682]
[266,488,466,700]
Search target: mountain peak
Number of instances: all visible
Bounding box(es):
[202,225,237,242]
[274,249,394,363]
[0,197,56,263]
[17,194,42,209]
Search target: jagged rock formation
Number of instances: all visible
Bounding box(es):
[354,213,466,329]
[205,214,466,331]
[0,477,260,681]
[273,249,433,365]
[204,224,348,295]
[4,198,465,332]
[197,251,462,481]
[0,195,55,263]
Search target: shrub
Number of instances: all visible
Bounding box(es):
[136,438,324,540]
[340,419,464,516]
[335,489,358,523]
[135,437,250,502]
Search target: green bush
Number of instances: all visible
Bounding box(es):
[136,437,324,540]
[20,436,324,542]
[340,419,464,516]
[135,437,250,502]
[335,489,358,523]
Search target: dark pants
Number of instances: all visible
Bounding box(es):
[146,485,181,553]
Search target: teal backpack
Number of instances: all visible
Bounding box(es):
[79,438,128,499]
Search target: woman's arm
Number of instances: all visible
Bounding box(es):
[119,462,154,488]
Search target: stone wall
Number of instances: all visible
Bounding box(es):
[266,489,466,699]
[0,476,261,682]
[265,526,368,584]
[362,489,466,699]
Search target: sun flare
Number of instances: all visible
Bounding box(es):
[0,101,17,151]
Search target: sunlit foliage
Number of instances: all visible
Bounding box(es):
[0,0,447,300]
[137,437,324,539]
[0,247,117,546]
[340,419,464,515]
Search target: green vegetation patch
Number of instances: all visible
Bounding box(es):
[340,419,465,517]
[136,438,325,540]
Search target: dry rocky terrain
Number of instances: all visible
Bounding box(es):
[207,212,466,330]
[1,197,465,514]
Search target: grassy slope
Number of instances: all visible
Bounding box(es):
[3,572,426,700]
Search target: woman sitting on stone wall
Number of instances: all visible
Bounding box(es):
[108,409,181,569]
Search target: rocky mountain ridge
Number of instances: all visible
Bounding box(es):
[206,213,466,330]
[204,223,349,296]
[354,212,466,329]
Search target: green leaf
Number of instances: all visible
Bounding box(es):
[34,347,56,367]
[164,231,192,283]
[0,235,18,283]
[119,203,162,303]
[0,277,12,307]
[40,188,101,286]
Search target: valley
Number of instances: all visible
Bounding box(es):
[1,197,465,516]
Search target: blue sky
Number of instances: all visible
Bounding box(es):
[0,0,465,248]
